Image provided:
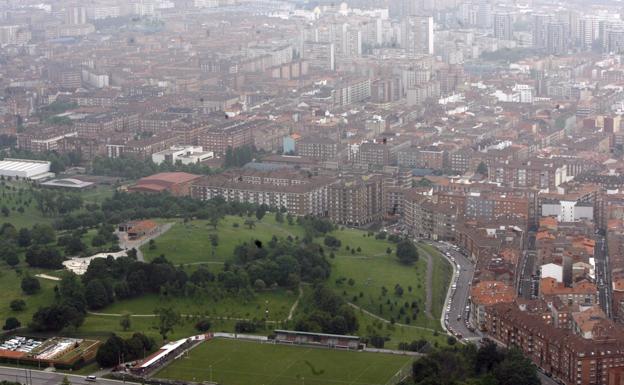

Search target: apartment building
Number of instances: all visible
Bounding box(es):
[485,302,624,385]
[403,192,458,241]
[197,121,254,155]
[297,136,340,161]
[190,170,332,216]
[328,175,383,226]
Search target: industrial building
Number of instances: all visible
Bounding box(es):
[0,158,52,180]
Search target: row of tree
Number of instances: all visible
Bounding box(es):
[406,340,540,385]
[294,285,359,335]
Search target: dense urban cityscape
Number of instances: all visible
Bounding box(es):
[2,0,624,384]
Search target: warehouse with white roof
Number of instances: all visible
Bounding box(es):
[0,158,52,179]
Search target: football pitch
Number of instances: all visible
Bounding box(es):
[155,338,414,385]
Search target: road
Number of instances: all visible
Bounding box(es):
[595,236,612,318]
[517,233,537,299]
[423,241,481,341]
[0,366,132,385]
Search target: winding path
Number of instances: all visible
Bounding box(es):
[347,302,437,332]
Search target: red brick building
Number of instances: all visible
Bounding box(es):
[485,302,624,385]
[128,172,201,196]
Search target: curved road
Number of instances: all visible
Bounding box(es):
[422,241,480,341]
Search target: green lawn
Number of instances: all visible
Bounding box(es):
[141,215,304,264]
[327,229,438,330]
[0,181,53,229]
[156,338,412,385]
[100,289,297,321]
[0,181,114,229]
[355,309,448,349]
[0,267,58,327]
[418,245,453,320]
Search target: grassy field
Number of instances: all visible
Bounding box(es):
[0,267,58,327]
[0,181,114,229]
[326,229,440,330]
[77,314,247,346]
[418,244,453,320]
[156,338,412,385]
[101,289,297,321]
[0,181,53,229]
[141,216,304,264]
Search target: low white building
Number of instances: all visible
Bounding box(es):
[0,158,52,179]
[152,146,214,165]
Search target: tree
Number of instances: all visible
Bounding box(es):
[10,299,26,311]
[275,211,284,223]
[25,245,64,269]
[120,312,131,331]
[195,319,211,332]
[476,161,488,176]
[31,224,56,244]
[1,206,9,217]
[148,239,156,250]
[29,304,85,331]
[153,307,180,341]
[64,235,86,255]
[0,241,18,265]
[494,348,540,385]
[209,234,219,256]
[3,317,20,330]
[368,335,385,348]
[96,334,125,367]
[396,240,418,265]
[323,235,341,249]
[208,213,220,230]
[21,276,41,295]
[255,205,267,221]
[17,228,31,247]
[85,279,111,310]
[61,376,71,385]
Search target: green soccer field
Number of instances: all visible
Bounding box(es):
[156,338,413,385]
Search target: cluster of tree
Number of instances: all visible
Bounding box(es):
[223,145,258,168]
[296,215,335,242]
[96,333,155,367]
[294,285,358,335]
[0,222,63,268]
[30,273,87,331]
[231,236,331,290]
[406,341,540,385]
[32,189,83,216]
[396,240,419,265]
[95,193,257,228]
[398,338,430,353]
[90,156,216,180]
[234,319,265,333]
[80,255,192,310]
